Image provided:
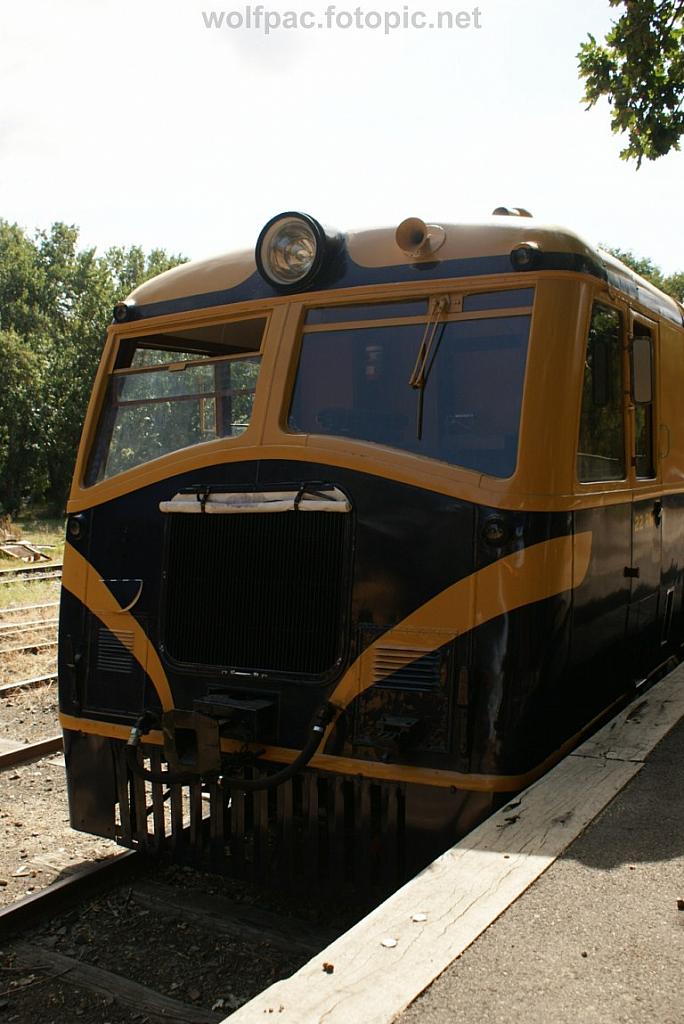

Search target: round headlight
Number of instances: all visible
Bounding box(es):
[255,213,327,290]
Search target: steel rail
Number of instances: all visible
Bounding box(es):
[0,562,63,579]
[0,572,62,586]
[0,618,58,634]
[0,601,60,615]
[0,674,58,697]
[0,734,63,770]
[0,850,144,940]
[0,639,58,656]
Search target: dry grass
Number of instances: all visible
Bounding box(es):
[0,602,58,622]
[0,590,59,684]
[0,513,65,574]
[0,647,57,686]
[0,577,61,612]
[13,513,65,559]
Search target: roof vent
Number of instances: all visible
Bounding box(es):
[492,207,533,218]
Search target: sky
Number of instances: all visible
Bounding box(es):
[1,0,682,273]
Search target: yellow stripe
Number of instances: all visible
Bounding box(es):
[57,712,527,792]
[61,532,591,745]
[328,531,593,711]
[60,681,622,795]
[61,543,174,711]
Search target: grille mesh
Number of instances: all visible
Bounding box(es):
[163,510,352,675]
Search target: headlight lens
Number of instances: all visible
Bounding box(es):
[256,213,327,289]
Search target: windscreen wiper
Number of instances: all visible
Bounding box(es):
[409,294,450,440]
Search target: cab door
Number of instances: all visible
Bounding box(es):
[627,315,662,665]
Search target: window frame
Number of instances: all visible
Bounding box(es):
[575,299,661,491]
[630,312,658,483]
[286,289,535,479]
[82,311,269,488]
[576,301,629,486]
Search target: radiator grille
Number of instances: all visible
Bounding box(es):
[163,510,352,675]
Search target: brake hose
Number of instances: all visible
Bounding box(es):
[125,702,337,792]
[125,713,198,786]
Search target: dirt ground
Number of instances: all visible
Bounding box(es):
[0,682,59,744]
[0,752,121,909]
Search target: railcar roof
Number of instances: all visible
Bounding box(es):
[126,218,683,326]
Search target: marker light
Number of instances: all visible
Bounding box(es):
[510,242,541,271]
[113,302,133,323]
[256,213,328,290]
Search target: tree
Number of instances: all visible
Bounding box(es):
[578,1,684,165]
[0,220,186,513]
[0,330,48,515]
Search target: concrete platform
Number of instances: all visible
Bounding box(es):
[400,712,684,1024]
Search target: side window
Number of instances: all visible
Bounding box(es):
[577,304,625,483]
[632,321,655,478]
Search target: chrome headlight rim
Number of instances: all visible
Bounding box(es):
[255,211,329,292]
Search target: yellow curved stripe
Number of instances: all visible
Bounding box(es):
[60,678,620,795]
[61,531,591,746]
[61,543,174,711]
[55,712,534,792]
[329,531,593,711]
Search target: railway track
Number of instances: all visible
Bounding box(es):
[0,855,222,1023]
[0,617,58,635]
[0,848,342,1023]
[0,601,60,616]
[0,563,63,585]
[0,673,57,697]
[0,733,62,769]
[0,639,57,656]
[0,851,142,940]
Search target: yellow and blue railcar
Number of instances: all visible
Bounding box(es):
[58,210,684,883]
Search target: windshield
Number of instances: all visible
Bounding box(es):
[289,295,532,478]
[85,316,265,484]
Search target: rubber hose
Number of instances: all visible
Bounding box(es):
[125,706,333,792]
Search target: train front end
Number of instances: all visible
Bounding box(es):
[58,212,595,886]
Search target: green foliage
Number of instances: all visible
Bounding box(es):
[0,220,186,514]
[0,329,48,514]
[578,0,684,165]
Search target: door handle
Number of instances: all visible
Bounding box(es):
[653,499,663,528]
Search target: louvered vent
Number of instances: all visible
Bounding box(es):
[97,628,134,674]
[163,509,353,676]
[372,647,442,692]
